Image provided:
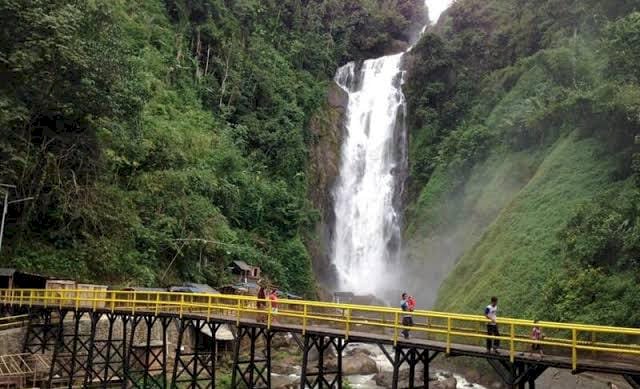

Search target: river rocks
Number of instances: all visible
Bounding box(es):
[271,374,299,389]
[272,361,298,375]
[342,351,378,375]
[374,368,436,388]
[272,333,296,349]
[307,344,336,362]
[345,346,374,357]
[431,377,457,389]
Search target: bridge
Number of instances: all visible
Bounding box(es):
[0,288,638,388]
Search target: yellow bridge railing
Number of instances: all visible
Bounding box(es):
[1,289,639,372]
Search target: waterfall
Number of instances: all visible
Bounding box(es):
[331,53,408,296]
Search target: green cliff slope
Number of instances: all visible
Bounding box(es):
[404,0,640,325]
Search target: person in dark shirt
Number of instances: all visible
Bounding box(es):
[400,292,413,339]
[485,296,500,353]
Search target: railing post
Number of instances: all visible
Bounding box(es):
[302,305,308,335]
[92,290,97,311]
[155,293,160,316]
[572,328,578,371]
[75,289,80,311]
[236,299,241,326]
[345,308,351,340]
[179,294,184,318]
[110,291,115,313]
[446,317,452,355]
[207,295,212,320]
[267,298,273,329]
[509,323,515,362]
[131,291,136,315]
[28,289,33,307]
[393,312,399,345]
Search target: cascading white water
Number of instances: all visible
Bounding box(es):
[332,53,408,295]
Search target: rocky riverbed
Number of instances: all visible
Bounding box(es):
[268,334,486,389]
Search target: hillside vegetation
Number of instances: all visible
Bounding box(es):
[404,0,640,325]
[0,0,424,294]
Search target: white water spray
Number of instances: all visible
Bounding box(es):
[330,1,454,298]
[331,53,408,296]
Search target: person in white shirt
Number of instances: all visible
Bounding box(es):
[485,296,500,353]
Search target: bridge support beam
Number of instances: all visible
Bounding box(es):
[123,314,172,389]
[47,310,96,388]
[232,325,272,389]
[391,347,439,389]
[487,359,546,389]
[625,374,640,389]
[82,312,128,388]
[171,318,220,388]
[300,334,346,389]
[23,309,58,354]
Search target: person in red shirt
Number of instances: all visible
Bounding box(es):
[531,320,544,359]
[268,289,279,313]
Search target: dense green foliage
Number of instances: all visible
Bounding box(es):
[0,0,423,294]
[404,0,640,326]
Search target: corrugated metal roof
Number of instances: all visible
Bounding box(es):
[231,260,252,271]
[118,287,166,292]
[183,282,218,294]
[168,284,220,294]
[0,268,16,277]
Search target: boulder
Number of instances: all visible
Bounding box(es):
[374,367,432,388]
[272,361,298,375]
[442,377,457,389]
[272,333,296,349]
[271,374,299,389]
[343,352,378,375]
[307,345,336,362]
[345,347,374,357]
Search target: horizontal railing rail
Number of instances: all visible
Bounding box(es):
[1,288,639,372]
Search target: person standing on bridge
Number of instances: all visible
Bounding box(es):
[485,296,500,353]
[400,292,413,339]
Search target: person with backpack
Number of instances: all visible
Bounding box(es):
[400,292,414,339]
[485,296,500,353]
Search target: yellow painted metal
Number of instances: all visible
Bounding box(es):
[446,317,451,355]
[572,328,578,371]
[510,323,515,362]
[345,308,351,340]
[0,288,638,367]
[393,312,399,346]
[302,305,308,335]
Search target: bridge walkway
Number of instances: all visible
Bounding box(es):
[0,289,638,388]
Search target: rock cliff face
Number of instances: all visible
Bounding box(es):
[306,82,348,288]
